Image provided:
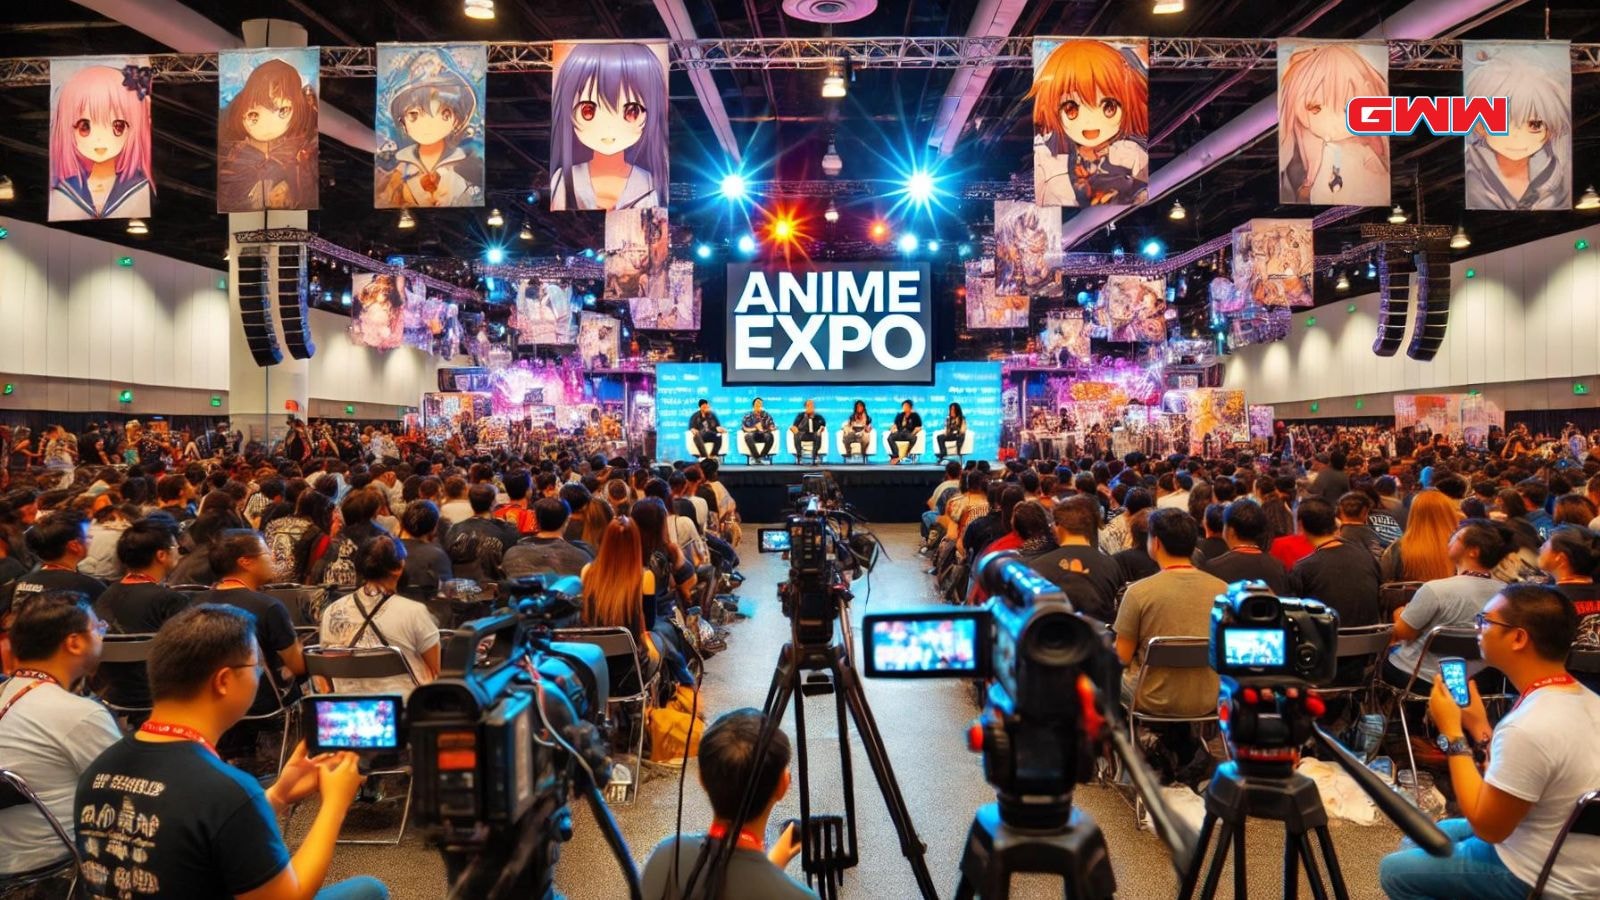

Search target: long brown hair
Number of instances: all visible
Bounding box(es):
[581,516,645,639]
[1397,490,1458,581]
[579,495,613,548]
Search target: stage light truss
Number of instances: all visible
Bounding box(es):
[4,38,1599,86]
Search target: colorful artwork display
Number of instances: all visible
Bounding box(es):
[1231,219,1315,308]
[603,207,670,301]
[486,359,589,419]
[516,280,579,345]
[1162,388,1249,444]
[374,43,486,209]
[348,273,407,350]
[217,48,319,212]
[421,391,492,445]
[1041,311,1092,363]
[633,261,701,331]
[549,42,669,211]
[403,292,458,356]
[1029,38,1149,208]
[1248,404,1276,442]
[1464,41,1572,211]
[1097,275,1168,342]
[578,312,621,367]
[1278,40,1390,206]
[965,259,1030,329]
[48,56,154,221]
[994,200,1062,298]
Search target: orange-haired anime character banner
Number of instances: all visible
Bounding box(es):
[1278,40,1390,206]
[1029,37,1149,208]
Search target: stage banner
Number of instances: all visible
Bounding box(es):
[1042,310,1092,364]
[1029,38,1149,208]
[1231,219,1314,308]
[421,391,492,445]
[578,311,621,367]
[994,200,1062,297]
[348,273,406,350]
[632,260,701,331]
[517,280,579,345]
[1097,274,1167,341]
[965,259,1029,329]
[1248,404,1276,442]
[374,43,486,208]
[724,262,933,386]
[1162,388,1249,445]
[549,41,669,211]
[217,48,319,212]
[604,207,670,301]
[1464,41,1571,211]
[49,56,154,221]
[657,361,1002,464]
[1278,40,1389,206]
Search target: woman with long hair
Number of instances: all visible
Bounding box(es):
[1380,489,1459,582]
[1538,526,1600,676]
[936,402,967,462]
[843,400,872,460]
[577,488,613,548]
[580,516,693,687]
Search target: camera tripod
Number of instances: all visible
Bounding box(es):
[953,802,1116,900]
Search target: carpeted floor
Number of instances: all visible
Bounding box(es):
[303,523,1405,899]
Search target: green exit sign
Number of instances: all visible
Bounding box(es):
[118,389,133,403]
[1355,398,1365,410]
[2,383,12,396]
[1305,316,1317,327]
[345,404,356,416]
[216,277,228,290]
[116,256,133,268]
[210,396,222,407]
[0,226,9,240]
[1576,383,1590,397]
[1309,402,1320,413]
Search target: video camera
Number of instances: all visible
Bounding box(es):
[758,493,881,646]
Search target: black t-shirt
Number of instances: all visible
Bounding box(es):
[94,581,194,709]
[961,513,1004,562]
[1024,544,1124,622]
[400,538,453,597]
[689,410,721,433]
[76,738,291,898]
[1197,536,1231,562]
[1288,539,1381,627]
[791,412,825,435]
[894,411,923,433]
[0,556,27,587]
[1114,547,1160,585]
[1560,581,1600,648]
[1203,549,1289,596]
[195,587,299,712]
[0,566,106,620]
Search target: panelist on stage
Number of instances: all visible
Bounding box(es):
[742,398,776,462]
[689,398,726,460]
[842,400,873,459]
[935,402,966,462]
[790,400,826,464]
[888,399,922,465]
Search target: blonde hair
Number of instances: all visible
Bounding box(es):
[1396,490,1459,582]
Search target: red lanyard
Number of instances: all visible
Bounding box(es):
[1163,564,1196,571]
[138,721,219,758]
[0,670,60,723]
[215,578,250,591]
[707,821,766,853]
[1513,674,1578,711]
[39,563,76,573]
[120,573,158,585]
[1231,547,1262,555]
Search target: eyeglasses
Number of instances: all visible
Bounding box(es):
[1473,612,1518,631]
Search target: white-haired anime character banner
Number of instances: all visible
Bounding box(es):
[1463,41,1571,211]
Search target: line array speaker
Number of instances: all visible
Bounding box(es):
[1406,250,1451,362]
[277,243,315,359]
[1372,249,1414,357]
[236,243,283,367]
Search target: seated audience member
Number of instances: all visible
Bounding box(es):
[1379,585,1600,900]
[437,476,472,525]
[1336,492,1383,558]
[1380,489,1460,583]
[1,510,106,617]
[397,500,452,600]
[581,516,694,688]
[198,530,306,715]
[314,488,391,592]
[155,473,197,522]
[1197,504,1230,562]
[443,484,518,585]
[1100,487,1153,555]
[81,503,137,579]
[1552,494,1597,528]
[1202,500,1289,595]
[167,499,246,586]
[1288,497,1382,627]
[1114,509,1227,716]
[319,535,440,697]
[963,485,1022,560]
[75,605,389,900]
[492,469,536,535]
[1538,524,1600,691]
[1025,496,1123,622]
[560,483,594,544]
[640,708,812,899]
[969,501,1053,604]
[1385,519,1511,689]
[94,514,193,716]
[265,489,334,585]
[922,461,964,540]
[503,497,594,579]
[0,591,121,878]
[1113,509,1159,584]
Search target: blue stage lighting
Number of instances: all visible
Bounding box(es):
[905,170,937,206]
[583,292,596,307]
[485,246,505,264]
[737,233,757,254]
[341,291,352,306]
[720,173,747,201]
[926,239,940,253]
[695,243,713,260]
[897,232,919,254]
[957,242,972,258]
[1141,238,1165,259]
[1366,261,1378,279]
[1077,291,1092,306]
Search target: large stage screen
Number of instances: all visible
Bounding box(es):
[724,262,934,385]
[657,361,1001,463]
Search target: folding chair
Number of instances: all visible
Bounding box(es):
[1374,625,1495,802]
[0,768,82,898]
[262,583,327,644]
[1319,624,1395,719]
[97,633,157,722]
[234,659,299,774]
[1379,581,1424,620]
[1525,789,1600,898]
[299,647,418,845]
[553,626,660,806]
[1117,637,1222,817]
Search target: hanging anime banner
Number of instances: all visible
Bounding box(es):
[549,41,670,211]
[1096,275,1167,342]
[1042,310,1092,363]
[1278,40,1390,206]
[374,43,486,209]
[1464,41,1571,211]
[217,48,319,212]
[994,200,1063,298]
[48,56,154,221]
[964,259,1029,329]
[348,273,407,350]
[578,312,622,367]
[1232,218,1315,308]
[604,207,670,301]
[517,280,579,345]
[1029,37,1149,208]
[632,260,701,331]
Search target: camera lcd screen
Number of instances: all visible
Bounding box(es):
[863,614,983,677]
[758,528,791,552]
[1222,628,1287,668]
[307,696,401,753]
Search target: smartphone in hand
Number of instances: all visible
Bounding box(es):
[1438,657,1471,707]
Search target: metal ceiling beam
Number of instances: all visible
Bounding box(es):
[926,0,1028,156]
[652,0,740,163]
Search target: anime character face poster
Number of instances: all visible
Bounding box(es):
[1097,275,1168,342]
[549,42,669,211]
[1232,219,1315,308]
[1248,405,1276,442]
[517,280,579,344]
[1278,41,1390,206]
[634,260,701,331]
[48,56,154,221]
[578,312,621,367]
[348,273,407,350]
[994,200,1063,298]
[1042,310,1091,363]
[374,43,486,209]
[964,259,1029,329]
[1464,41,1571,211]
[1029,38,1149,208]
[604,207,670,301]
[217,48,319,212]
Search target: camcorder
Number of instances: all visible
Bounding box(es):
[1208,581,1339,760]
[758,485,881,646]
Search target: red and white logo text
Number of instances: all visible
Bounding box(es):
[1345,96,1509,137]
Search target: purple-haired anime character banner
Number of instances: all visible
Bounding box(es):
[374,43,486,209]
[1463,41,1571,211]
[1277,40,1389,206]
[549,42,670,212]
[217,48,320,212]
[49,56,154,222]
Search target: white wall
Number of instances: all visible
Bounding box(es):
[306,308,442,412]
[1223,223,1600,412]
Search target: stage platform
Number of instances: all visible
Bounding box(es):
[718,462,945,524]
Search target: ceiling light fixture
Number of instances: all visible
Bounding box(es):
[519,224,534,242]
[821,63,847,99]
[1153,0,1185,13]
[464,0,495,20]
[125,218,148,235]
[1168,199,1186,221]
[824,200,839,224]
[1578,185,1600,211]
[487,208,504,227]
[1450,226,1471,250]
[0,176,14,201]
[820,141,843,177]
[1335,271,1350,291]
[1387,204,1407,224]
[398,209,415,229]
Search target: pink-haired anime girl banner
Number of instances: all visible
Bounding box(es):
[549,42,670,212]
[1278,40,1390,206]
[49,56,155,221]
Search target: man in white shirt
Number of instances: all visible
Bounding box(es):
[0,590,121,876]
[1154,472,1192,510]
[1380,584,1600,899]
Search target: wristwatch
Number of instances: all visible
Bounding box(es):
[1436,733,1474,757]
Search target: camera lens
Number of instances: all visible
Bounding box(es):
[1024,611,1092,667]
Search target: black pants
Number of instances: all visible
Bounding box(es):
[843,429,869,457]
[936,433,963,458]
[693,431,722,457]
[746,431,773,459]
[889,430,916,459]
[795,431,822,459]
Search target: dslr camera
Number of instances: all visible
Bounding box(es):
[1209,581,1338,682]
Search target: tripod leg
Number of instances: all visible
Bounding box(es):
[1311,826,1350,900]
[1296,834,1329,900]
[1178,813,1218,900]
[1232,819,1248,900]
[1197,820,1233,900]
[791,664,816,885]
[1282,828,1300,900]
[833,664,859,872]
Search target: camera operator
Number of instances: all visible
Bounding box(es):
[640,708,814,899]
[75,605,389,899]
[1379,585,1600,900]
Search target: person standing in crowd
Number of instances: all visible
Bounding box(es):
[689,399,726,460]
[789,400,826,464]
[842,400,872,460]
[888,400,923,465]
[741,398,776,462]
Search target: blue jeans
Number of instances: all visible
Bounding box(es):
[921,509,939,538]
[1379,819,1529,900]
[316,876,390,900]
